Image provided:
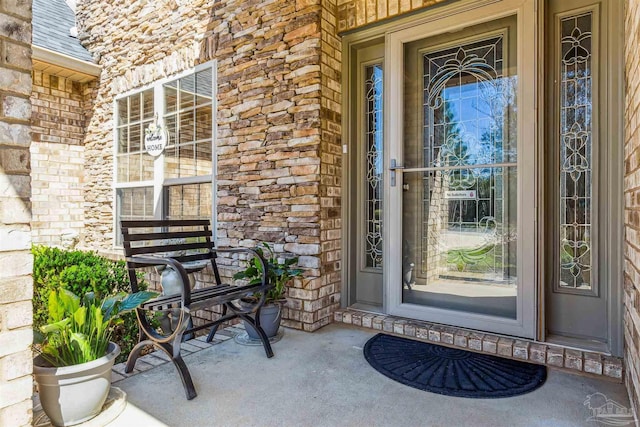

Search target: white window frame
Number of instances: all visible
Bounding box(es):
[112,60,218,247]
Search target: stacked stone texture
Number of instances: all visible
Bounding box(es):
[0,0,33,425]
[624,0,640,418]
[30,71,96,246]
[75,0,215,252]
[75,0,341,331]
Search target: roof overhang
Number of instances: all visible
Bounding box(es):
[32,45,100,82]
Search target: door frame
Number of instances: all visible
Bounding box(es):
[340,0,624,354]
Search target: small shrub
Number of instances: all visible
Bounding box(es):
[32,246,148,363]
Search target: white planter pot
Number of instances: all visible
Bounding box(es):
[33,342,120,427]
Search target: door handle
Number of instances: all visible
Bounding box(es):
[390,158,404,187]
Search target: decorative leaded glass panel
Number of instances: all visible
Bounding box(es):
[559,13,593,290]
[364,64,383,268]
[419,35,517,281]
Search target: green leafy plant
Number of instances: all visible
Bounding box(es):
[36,288,156,367]
[233,243,304,304]
[32,245,150,363]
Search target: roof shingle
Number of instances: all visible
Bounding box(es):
[32,0,94,63]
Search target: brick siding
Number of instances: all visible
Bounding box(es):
[337,0,450,32]
[624,0,640,419]
[0,0,33,425]
[30,71,96,246]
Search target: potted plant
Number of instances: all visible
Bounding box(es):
[233,243,303,338]
[33,288,155,426]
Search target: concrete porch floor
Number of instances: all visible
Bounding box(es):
[106,324,632,427]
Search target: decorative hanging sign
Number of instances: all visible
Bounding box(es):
[144,119,166,156]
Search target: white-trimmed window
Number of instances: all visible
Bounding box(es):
[114,62,216,246]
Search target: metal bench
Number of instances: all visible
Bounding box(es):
[121,219,274,400]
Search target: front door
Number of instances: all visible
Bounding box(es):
[385,0,537,338]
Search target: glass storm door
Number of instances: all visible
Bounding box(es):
[385,0,537,338]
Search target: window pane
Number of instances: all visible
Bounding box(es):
[117,98,128,125]
[364,63,383,268]
[142,153,154,181]
[165,84,177,114]
[402,22,518,319]
[164,114,178,147]
[116,154,129,182]
[196,68,213,105]
[128,153,142,182]
[164,145,180,179]
[195,106,212,141]
[130,124,142,153]
[179,110,195,144]
[116,187,154,245]
[179,144,196,177]
[165,182,212,220]
[196,140,212,176]
[179,74,195,110]
[130,93,141,122]
[142,89,154,119]
[558,12,593,290]
[117,127,128,153]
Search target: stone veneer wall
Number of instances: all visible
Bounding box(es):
[75,0,342,331]
[0,0,33,425]
[75,0,215,249]
[30,71,96,246]
[624,0,640,418]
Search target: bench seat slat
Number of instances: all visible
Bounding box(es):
[122,219,210,228]
[142,283,264,311]
[124,230,212,241]
[127,241,213,255]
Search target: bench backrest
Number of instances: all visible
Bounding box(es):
[120,219,222,292]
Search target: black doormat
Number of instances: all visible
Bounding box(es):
[364,333,546,398]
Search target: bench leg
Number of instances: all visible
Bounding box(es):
[239,313,274,358]
[128,310,198,400]
[125,339,152,373]
[170,350,198,400]
[127,340,197,400]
